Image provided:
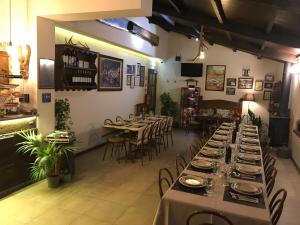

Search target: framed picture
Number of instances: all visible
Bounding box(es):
[38,58,54,89]
[238,77,253,89]
[264,82,273,89]
[265,74,274,82]
[205,65,226,91]
[135,75,140,86]
[255,80,264,91]
[263,90,272,100]
[42,93,51,103]
[136,63,141,76]
[139,66,145,87]
[226,87,235,95]
[126,65,135,75]
[226,78,236,87]
[126,75,131,86]
[130,76,135,89]
[98,55,123,91]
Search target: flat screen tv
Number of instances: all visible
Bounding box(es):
[181,63,203,77]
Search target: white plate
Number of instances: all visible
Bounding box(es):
[212,134,228,141]
[219,126,231,131]
[231,182,262,196]
[179,175,208,188]
[244,125,257,129]
[223,122,233,127]
[207,140,224,148]
[240,145,261,152]
[236,164,261,175]
[242,138,259,144]
[238,153,261,161]
[200,148,223,157]
[243,128,257,133]
[243,132,258,137]
[215,130,229,135]
[191,159,215,169]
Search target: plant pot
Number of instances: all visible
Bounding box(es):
[47,175,60,188]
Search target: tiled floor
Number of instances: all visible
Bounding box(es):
[0,129,299,225]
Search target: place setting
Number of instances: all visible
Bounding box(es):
[172,173,213,196]
[188,158,217,174]
[242,131,258,138]
[241,137,260,146]
[198,146,224,159]
[230,164,263,183]
[223,181,266,208]
[239,144,261,155]
[212,134,228,142]
[206,140,224,148]
[215,129,230,136]
[235,153,262,166]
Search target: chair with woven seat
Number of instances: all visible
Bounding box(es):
[128,123,152,165]
[176,154,187,176]
[269,189,287,225]
[186,210,234,225]
[158,168,174,198]
[102,119,127,161]
[266,167,278,196]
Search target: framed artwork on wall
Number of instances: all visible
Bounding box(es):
[255,80,264,91]
[205,65,226,91]
[265,74,274,82]
[38,58,54,89]
[264,82,273,89]
[139,66,145,87]
[136,63,141,76]
[126,64,135,75]
[130,76,135,89]
[226,87,235,95]
[126,75,131,86]
[226,78,236,87]
[98,55,123,91]
[238,77,253,89]
[263,90,272,100]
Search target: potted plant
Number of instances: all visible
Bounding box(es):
[16,130,76,188]
[160,92,178,119]
[55,98,72,131]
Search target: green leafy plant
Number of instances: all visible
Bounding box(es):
[160,92,178,118]
[17,130,76,181]
[248,109,262,128]
[55,98,72,131]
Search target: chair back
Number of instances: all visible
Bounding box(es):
[269,189,287,225]
[264,156,276,172]
[189,144,198,160]
[129,113,134,119]
[186,210,234,225]
[151,120,160,138]
[159,168,174,198]
[104,119,113,125]
[176,154,187,176]
[266,167,277,196]
[167,117,173,131]
[141,124,151,145]
[116,116,124,122]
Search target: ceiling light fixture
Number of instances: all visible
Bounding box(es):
[189,26,207,62]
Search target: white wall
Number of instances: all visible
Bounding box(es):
[157,32,284,124]
[55,27,150,151]
[288,73,300,167]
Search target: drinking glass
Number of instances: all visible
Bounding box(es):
[206,179,215,196]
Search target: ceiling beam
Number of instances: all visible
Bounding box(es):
[167,0,185,15]
[210,0,226,24]
[236,0,300,15]
[206,33,297,63]
[261,12,278,50]
[148,16,173,32]
[153,5,300,48]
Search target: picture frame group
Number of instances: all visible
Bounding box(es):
[205,65,226,91]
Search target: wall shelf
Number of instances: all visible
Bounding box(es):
[0,74,22,79]
[55,44,98,91]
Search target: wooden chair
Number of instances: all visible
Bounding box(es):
[159,168,174,198]
[189,144,198,160]
[186,210,234,225]
[264,156,276,173]
[149,120,160,155]
[165,117,174,147]
[128,123,152,165]
[269,189,287,225]
[102,119,127,161]
[176,154,187,176]
[128,113,134,119]
[266,167,277,197]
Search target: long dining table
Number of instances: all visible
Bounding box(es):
[153,122,271,225]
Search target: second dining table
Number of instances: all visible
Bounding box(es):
[153,122,271,225]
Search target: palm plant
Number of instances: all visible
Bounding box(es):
[17,130,76,182]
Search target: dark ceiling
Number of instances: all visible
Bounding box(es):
[149,0,300,63]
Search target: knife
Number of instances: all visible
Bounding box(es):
[229,192,259,204]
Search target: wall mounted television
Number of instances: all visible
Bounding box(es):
[181,63,203,77]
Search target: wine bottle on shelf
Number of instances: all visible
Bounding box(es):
[225,144,232,164]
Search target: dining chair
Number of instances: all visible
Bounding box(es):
[189,144,198,160]
[176,154,187,176]
[269,189,287,225]
[165,117,174,147]
[128,123,152,165]
[116,115,124,122]
[264,156,276,173]
[266,167,277,197]
[102,118,127,161]
[158,168,174,198]
[186,210,234,225]
[128,113,134,119]
[149,120,160,155]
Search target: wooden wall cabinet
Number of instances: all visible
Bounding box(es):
[55,45,98,91]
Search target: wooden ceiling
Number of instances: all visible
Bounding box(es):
[149,0,300,63]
